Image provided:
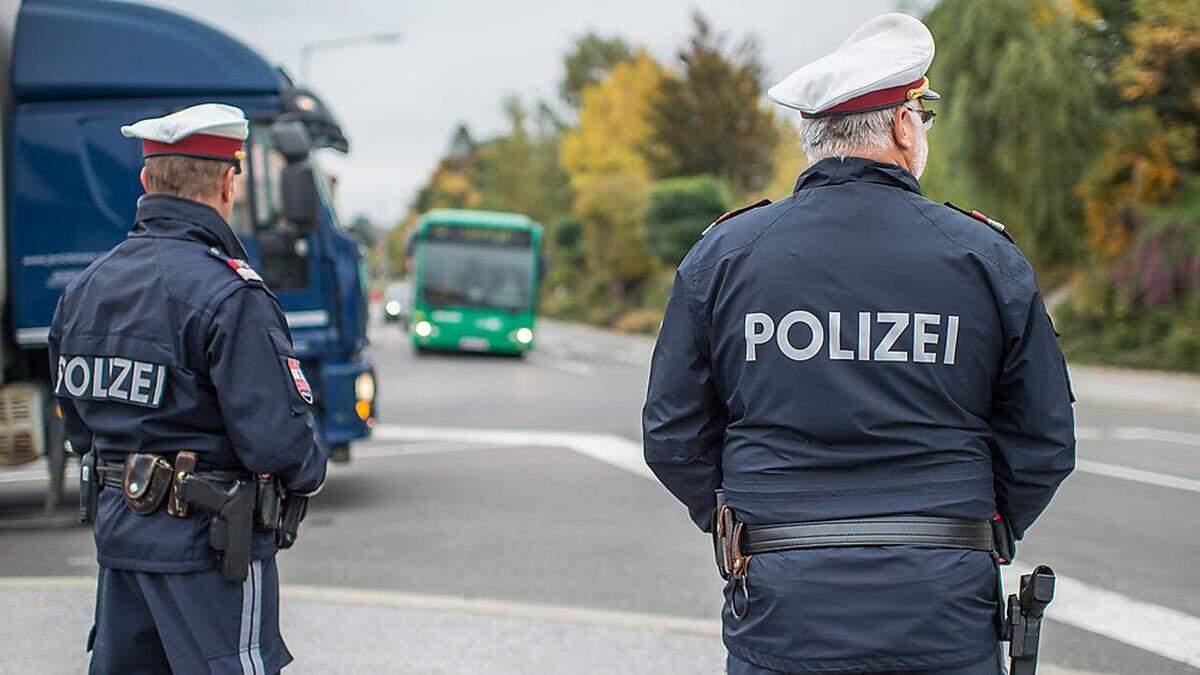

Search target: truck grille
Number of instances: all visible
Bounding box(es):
[0,384,45,467]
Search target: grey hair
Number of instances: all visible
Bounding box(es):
[796,106,901,163]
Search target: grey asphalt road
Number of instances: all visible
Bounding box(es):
[1,318,1197,673]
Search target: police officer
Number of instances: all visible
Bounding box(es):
[642,14,1075,675]
[49,103,327,674]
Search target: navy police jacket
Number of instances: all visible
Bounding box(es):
[643,158,1075,672]
[50,194,327,573]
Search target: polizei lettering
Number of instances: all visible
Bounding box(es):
[744,311,959,364]
[54,355,168,408]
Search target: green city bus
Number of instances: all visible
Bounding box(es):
[407,209,544,355]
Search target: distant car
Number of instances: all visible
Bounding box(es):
[383,281,412,325]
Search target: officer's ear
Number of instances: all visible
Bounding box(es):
[893,105,918,151]
[140,167,151,194]
[220,165,236,204]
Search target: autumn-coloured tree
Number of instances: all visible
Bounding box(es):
[560,53,665,302]
[411,124,484,214]
[644,13,778,197]
[1057,0,1200,370]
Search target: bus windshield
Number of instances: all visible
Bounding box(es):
[420,239,533,313]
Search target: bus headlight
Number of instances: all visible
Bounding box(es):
[355,371,376,402]
[515,327,534,345]
[414,320,433,338]
[384,301,402,317]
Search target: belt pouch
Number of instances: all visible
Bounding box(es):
[122,453,173,515]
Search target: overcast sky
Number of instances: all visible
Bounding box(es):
[147,0,928,225]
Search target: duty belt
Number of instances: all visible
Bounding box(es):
[94,457,246,491]
[79,450,307,583]
[741,516,995,555]
[713,490,1013,621]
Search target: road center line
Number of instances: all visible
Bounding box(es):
[528,354,596,376]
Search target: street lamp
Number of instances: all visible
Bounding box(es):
[299,32,402,83]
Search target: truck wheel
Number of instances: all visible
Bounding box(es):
[330,443,351,463]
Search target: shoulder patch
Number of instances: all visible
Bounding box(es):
[702,199,772,236]
[207,247,263,283]
[943,202,1014,242]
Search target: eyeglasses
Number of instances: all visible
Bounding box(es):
[907,105,937,131]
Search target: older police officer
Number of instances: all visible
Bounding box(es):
[50,104,327,674]
[643,14,1075,674]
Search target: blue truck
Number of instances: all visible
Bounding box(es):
[0,0,376,506]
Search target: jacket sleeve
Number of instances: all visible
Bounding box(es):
[206,286,327,495]
[989,278,1076,539]
[48,302,93,455]
[642,270,727,532]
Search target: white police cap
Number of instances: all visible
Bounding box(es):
[121,103,248,169]
[768,13,940,118]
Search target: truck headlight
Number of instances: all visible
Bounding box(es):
[384,301,402,316]
[515,327,534,344]
[414,320,433,337]
[355,371,375,402]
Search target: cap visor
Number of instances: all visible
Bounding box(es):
[921,89,940,101]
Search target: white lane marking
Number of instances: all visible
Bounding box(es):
[1112,426,1200,448]
[528,354,595,376]
[1004,564,1200,668]
[372,425,652,480]
[1075,459,1200,494]
[350,441,498,459]
[283,585,719,636]
[1076,425,1200,448]
[376,425,1200,493]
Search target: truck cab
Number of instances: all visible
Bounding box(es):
[0,0,375,503]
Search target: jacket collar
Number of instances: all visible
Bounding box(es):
[129,193,249,259]
[794,157,922,196]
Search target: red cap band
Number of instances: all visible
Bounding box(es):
[142,133,244,162]
[803,77,927,118]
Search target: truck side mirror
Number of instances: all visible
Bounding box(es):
[269,120,312,162]
[281,161,319,233]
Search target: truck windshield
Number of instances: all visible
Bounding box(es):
[420,240,533,313]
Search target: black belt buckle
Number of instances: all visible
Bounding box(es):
[992,515,1016,565]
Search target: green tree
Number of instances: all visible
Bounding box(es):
[922,0,1105,271]
[643,175,730,267]
[644,12,778,196]
[559,33,634,109]
[476,96,573,226]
